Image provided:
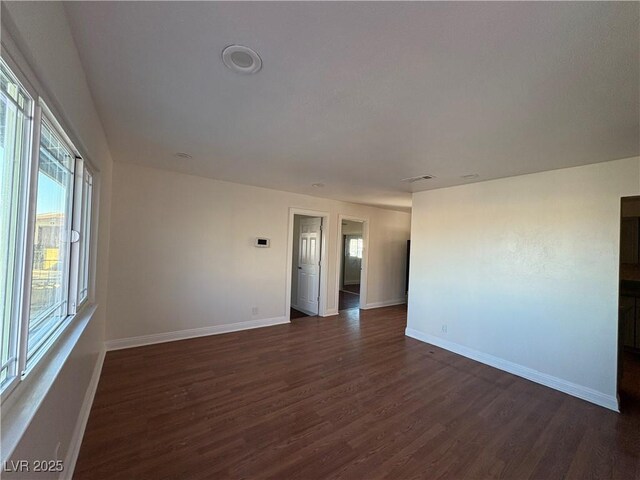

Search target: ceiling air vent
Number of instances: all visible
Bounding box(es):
[401,175,435,183]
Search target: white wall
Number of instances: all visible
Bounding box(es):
[1,1,112,476]
[106,162,410,342]
[407,157,640,410]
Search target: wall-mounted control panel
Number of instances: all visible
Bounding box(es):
[255,237,270,248]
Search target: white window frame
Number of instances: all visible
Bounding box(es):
[0,57,99,402]
[76,162,93,307]
[0,57,35,397]
[22,101,95,374]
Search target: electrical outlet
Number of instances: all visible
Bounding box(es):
[252,307,259,316]
[441,324,448,334]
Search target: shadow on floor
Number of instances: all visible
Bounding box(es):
[290,308,311,319]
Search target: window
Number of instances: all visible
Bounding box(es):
[348,237,363,259]
[0,57,96,395]
[26,119,75,363]
[0,60,32,389]
[77,167,93,304]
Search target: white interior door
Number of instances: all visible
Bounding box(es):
[297,217,322,315]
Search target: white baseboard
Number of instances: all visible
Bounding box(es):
[361,298,406,310]
[61,347,105,480]
[322,309,339,317]
[105,316,289,351]
[405,328,619,412]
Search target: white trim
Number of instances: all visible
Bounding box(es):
[285,208,331,321]
[105,316,289,351]
[87,169,99,306]
[68,157,84,315]
[361,298,407,310]
[14,105,41,383]
[405,328,619,412]
[0,61,36,399]
[39,99,81,159]
[335,215,369,311]
[321,309,339,317]
[61,347,105,480]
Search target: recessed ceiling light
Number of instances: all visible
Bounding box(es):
[312,183,325,188]
[222,45,262,74]
[461,174,479,179]
[401,175,435,183]
[174,152,193,159]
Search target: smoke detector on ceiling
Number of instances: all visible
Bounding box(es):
[222,45,262,74]
[401,174,435,183]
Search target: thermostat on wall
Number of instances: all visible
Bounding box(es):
[255,237,270,248]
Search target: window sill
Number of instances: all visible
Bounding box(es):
[0,303,98,463]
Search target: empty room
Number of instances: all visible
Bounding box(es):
[0,1,639,479]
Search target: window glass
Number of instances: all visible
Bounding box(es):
[27,120,74,362]
[0,60,31,387]
[348,238,363,259]
[0,58,97,396]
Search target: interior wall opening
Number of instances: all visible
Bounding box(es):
[338,219,364,312]
[619,196,640,412]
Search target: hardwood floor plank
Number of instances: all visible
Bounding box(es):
[74,305,640,479]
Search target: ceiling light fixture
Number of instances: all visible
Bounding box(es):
[222,45,262,74]
[312,183,325,188]
[401,175,435,183]
[174,152,193,159]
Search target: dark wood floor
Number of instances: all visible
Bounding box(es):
[75,306,640,479]
[339,290,359,310]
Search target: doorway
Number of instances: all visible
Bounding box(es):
[288,211,326,319]
[619,196,640,412]
[336,216,368,312]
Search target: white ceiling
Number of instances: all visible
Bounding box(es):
[64,1,639,212]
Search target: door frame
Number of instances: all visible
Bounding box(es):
[286,207,330,321]
[335,214,369,311]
